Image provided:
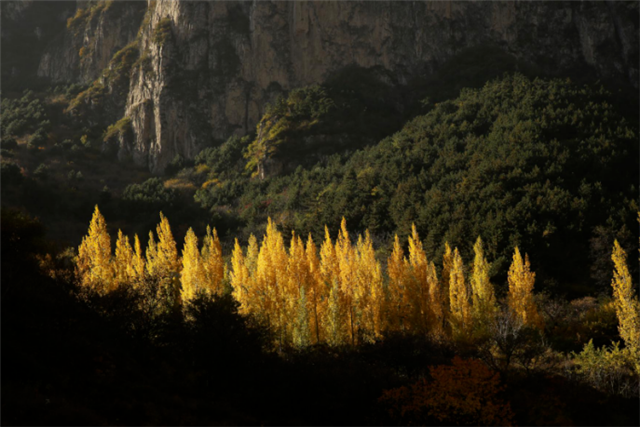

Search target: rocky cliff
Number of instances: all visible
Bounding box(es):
[25,0,640,172]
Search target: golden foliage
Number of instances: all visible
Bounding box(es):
[77,209,554,350]
[611,240,640,370]
[449,247,471,336]
[508,247,543,330]
[76,206,113,293]
[180,228,205,302]
[471,237,497,331]
[202,226,224,295]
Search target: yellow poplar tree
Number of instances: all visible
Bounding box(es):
[77,205,113,293]
[507,247,542,329]
[336,218,358,345]
[355,230,383,342]
[306,234,324,344]
[181,227,205,302]
[289,232,311,347]
[387,234,409,332]
[426,260,443,337]
[114,229,134,288]
[147,213,181,310]
[407,225,434,335]
[256,218,289,342]
[154,213,180,276]
[231,238,252,315]
[449,247,471,336]
[131,234,146,284]
[471,237,497,331]
[611,240,640,369]
[145,231,158,278]
[440,242,453,332]
[202,226,224,295]
[320,225,344,345]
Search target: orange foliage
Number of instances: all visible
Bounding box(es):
[379,357,514,426]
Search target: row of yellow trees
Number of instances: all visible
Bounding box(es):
[76,206,542,346]
[76,206,638,354]
[229,217,542,347]
[76,206,225,305]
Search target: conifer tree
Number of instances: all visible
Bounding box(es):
[114,229,134,288]
[471,237,497,332]
[507,247,542,329]
[449,247,471,336]
[77,205,113,293]
[611,240,640,369]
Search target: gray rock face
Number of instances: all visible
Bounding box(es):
[32,0,640,173]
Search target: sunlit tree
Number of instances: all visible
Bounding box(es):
[471,237,497,333]
[449,247,471,336]
[507,247,542,329]
[611,240,640,370]
[131,234,146,284]
[387,234,408,332]
[77,205,113,293]
[181,228,205,302]
[202,225,224,295]
[114,229,134,287]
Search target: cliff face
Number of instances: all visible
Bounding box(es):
[36,1,146,85]
[32,0,639,172]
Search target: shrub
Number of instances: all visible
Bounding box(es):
[572,340,639,398]
[33,164,49,180]
[379,357,514,426]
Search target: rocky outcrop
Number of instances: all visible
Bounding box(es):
[32,0,640,173]
[36,1,146,84]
